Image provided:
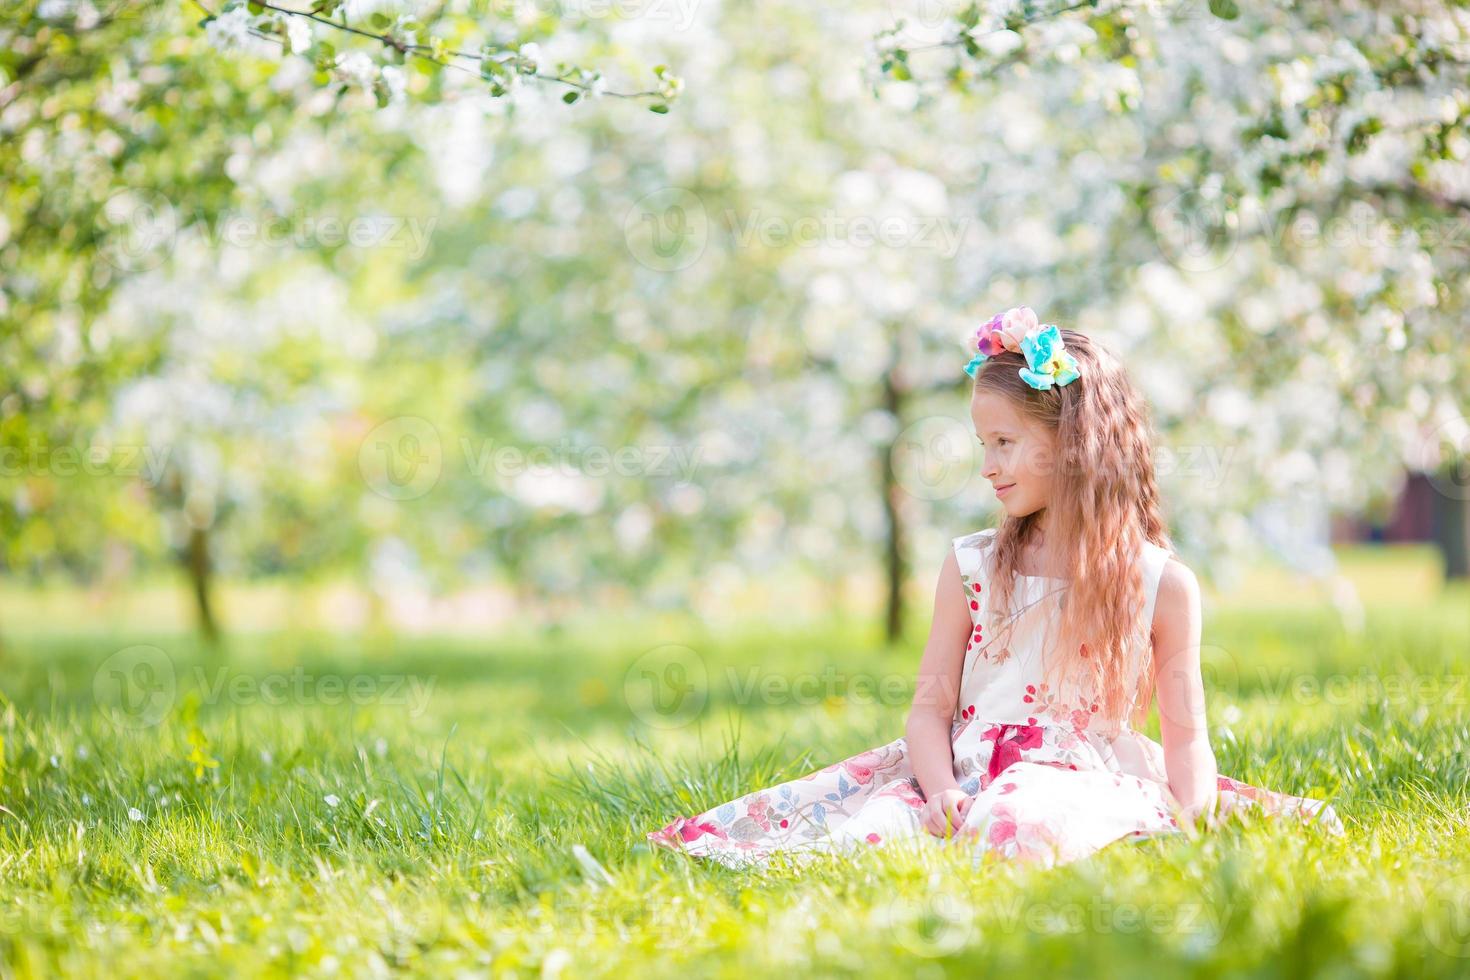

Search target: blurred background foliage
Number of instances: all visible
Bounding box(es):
[2,0,1468,646]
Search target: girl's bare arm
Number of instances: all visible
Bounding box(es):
[1151,557,1221,824]
[904,549,973,800]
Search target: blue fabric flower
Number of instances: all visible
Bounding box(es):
[1018,323,1081,390]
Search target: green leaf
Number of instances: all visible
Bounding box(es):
[649,103,669,114]
[563,91,579,104]
[370,12,391,29]
[1208,0,1240,19]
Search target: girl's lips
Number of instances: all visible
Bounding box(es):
[995,483,1015,498]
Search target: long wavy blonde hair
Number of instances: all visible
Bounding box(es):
[971,328,1173,732]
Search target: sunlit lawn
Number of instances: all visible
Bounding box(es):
[1,545,1467,977]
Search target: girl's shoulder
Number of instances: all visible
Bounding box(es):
[952,527,1175,580]
[1151,549,1198,608]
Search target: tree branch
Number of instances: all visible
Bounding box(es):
[204,0,669,100]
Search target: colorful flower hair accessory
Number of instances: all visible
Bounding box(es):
[963,306,1082,391]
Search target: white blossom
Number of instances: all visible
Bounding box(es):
[286,17,312,55]
[336,51,379,91]
[380,64,407,103]
[205,8,253,52]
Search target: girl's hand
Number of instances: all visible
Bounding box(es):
[1170,792,1223,838]
[919,787,973,838]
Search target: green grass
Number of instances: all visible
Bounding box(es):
[0,572,1467,977]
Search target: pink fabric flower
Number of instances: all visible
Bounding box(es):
[975,306,1035,357]
[838,749,885,785]
[987,803,1019,849]
[1013,815,1064,863]
[982,722,1046,783]
[652,816,728,845]
[999,307,1038,347]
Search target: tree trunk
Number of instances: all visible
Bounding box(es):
[880,369,908,644]
[185,524,221,645]
[1430,470,1469,580]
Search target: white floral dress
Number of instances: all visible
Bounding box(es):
[648,528,1346,870]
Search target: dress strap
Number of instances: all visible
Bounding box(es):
[951,528,995,584]
[1139,541,1172,632]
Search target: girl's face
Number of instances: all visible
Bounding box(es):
[971,389,1058,520]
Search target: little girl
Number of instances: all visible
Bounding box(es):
[648,307,1345,870]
